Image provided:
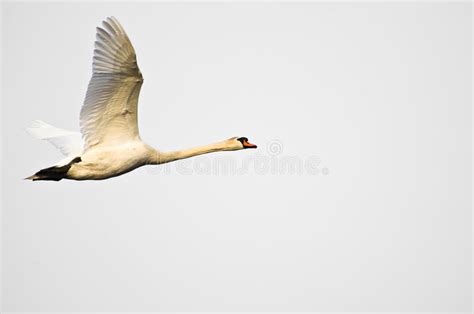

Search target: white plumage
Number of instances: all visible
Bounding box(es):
[26,120,84,166]
[26,17,256,181]
[81,17,143,150]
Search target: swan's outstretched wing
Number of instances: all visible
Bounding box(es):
[26,120,84,157]
[80,17,143,151]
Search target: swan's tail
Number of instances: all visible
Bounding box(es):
[25,157,82,181]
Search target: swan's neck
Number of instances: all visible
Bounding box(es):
[152,140,234,165]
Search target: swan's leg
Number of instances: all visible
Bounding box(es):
[25,157,82,181]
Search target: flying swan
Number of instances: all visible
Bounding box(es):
[26,17,257,181]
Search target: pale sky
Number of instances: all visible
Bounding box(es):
[2,2,472,312]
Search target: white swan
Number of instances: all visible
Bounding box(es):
[26,17,256,181]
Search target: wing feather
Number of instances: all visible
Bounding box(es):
[80,16,143,150]
[27,120,84,157]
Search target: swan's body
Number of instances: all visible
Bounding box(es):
[65,141,154,180]
[26,17,256,181]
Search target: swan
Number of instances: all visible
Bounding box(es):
[26,17,257,181]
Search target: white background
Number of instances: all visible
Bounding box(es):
[1,2,472,312]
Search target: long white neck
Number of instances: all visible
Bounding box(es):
[151,140,237,165]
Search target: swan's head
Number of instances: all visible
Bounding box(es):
[226,136,257,150]
[237,137,257,149]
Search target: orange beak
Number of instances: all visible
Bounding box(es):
[243,140,257,149]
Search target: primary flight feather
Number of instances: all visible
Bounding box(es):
[26,17,256,181]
